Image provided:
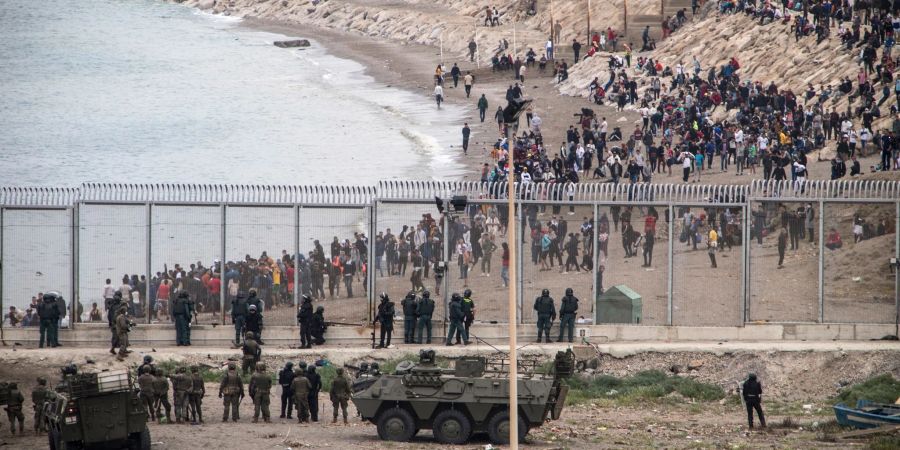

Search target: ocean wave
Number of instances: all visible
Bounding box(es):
[192,9,243,24]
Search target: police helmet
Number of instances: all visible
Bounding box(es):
[248,289,257,297]
[422,290,431,299]
[315,305,324,313]
[248,304,257,312]
[370,362,380,372]
[542,288,550,296]
[748,373,757,380]
[143,355,153,364]
[451,293,462,301]
[43,291,60,302]
[379,292,390,302]
[256,363,266,371]
[565,287,574,295]
[113,291,123,299]
[245,331,254,339]
[307,365,316,374]
[302,294,312,303]
[298,361,308,369]
[359,362,369,372]
[464,288,472,298]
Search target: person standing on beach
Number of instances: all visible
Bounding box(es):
[477,94,488,122]
[464,72,474,98]
[433,84,444,109]
[462,123,471,155]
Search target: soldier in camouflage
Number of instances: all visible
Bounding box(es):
[31,377,49,433]
[249,363,272,423]
[6,382,24,434]
[153,368,172,424]
[329,368,351,424]
[290,368,311,423]
[171,366,192,424]
[241,331,261,375]
[137,366,157,421]
[219,362,244,422]
[189,366,205,424]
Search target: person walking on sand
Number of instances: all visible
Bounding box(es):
[477,94,488,122]
[494,106,504,131]
[433,84,444,109]
[468,39,477,62]
[776,226,788,269]
[450,63,461,88]
[462,123,471,155]
[464,72,474,98]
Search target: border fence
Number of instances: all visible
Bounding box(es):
[1,180,897,330]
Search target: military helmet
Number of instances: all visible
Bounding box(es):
[245,331,254,339]
[359,362,369,372]
[464,288,472,298]
[190,366,199,373]
[43,291,60,302]
[227,362,237,370]
[298,361,308,369]
[370,362,380,372]
[307,365,316,374]
[379,292,390,302]
[257,363,267,371]
[542,288,550,296]
[748,373,757,380]
[336,368,344,376]
[565,287,574,295]
[315,305,324,313]
[422,290,431,299]
[143,355,153,364]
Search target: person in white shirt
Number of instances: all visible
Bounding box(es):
[858,127,871,155]
[680,150,694,182]
[546,39,554,60]
[102,279,116,301]
[433,84,444,108]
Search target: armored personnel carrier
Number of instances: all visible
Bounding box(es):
[44,366,150,450]
[352,349,575,445]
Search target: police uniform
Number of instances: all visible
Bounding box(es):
[297,296,313,349]
[533,290,557,343]
[172,291,194,346]
[311,306,327,345]
[460,290,475,345]
[38,293,61,348]
[558,288,579,343]
[415,291,435,344]
[446,294,464,346]
[401,292,418,344]
[376,294,395,348]
[278,362,296,419]
[31,378,49,433]
[219,363,244,422]
[306,366,322,422]
[250,363,272,423]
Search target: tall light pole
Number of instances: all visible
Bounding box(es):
[587,0,592,40]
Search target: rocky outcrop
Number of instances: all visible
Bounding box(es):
[274,39,310,48]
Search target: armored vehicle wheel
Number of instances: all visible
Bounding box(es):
[487,411,528,445]
[376,407,416,442]
[129,425,151,450]
[433,409,472,445]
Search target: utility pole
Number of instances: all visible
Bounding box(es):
[505,120,518,450]
[587,0,592,42]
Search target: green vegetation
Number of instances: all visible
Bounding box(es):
[870,436,900,450]
[564,370,726,406]
[833,374,900,406]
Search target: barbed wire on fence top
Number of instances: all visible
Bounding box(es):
[0,180,898,207]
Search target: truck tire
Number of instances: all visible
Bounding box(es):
[129,425,152,450]
[376,407,415,442]
[487,411,528,445]
[432,409,472,445]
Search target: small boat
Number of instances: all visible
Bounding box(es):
[833,399,900,429]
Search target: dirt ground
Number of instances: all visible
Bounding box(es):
[1,345,897,449]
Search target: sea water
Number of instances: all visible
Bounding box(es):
[0,0,467,186]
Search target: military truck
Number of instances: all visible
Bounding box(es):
[44,367,150,450]
[352,349,575,445]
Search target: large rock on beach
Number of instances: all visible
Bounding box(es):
[273,39,311,48]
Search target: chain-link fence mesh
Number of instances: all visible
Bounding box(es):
[2,208,74,326]
[225,206,295,325]
[823,202,897,323]
[747,201,819,322]
[672,205,744,326]
[296,206,370,324]
[78,204,147,323]
[596,204,668,325]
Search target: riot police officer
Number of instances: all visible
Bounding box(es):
[306,365,322,422]
[311,306,327,345]
[297,295,313,349]
[231,291,248,346]
[533,289,556,343]
[401,291,418,344]
[558,288,579,343]
[375,293,395,348]
[278,362,295,419]
[244,304,263,344]
[106,291,123,351]
[415,290,435,344]
[446,293,464,346]
[249,363,272,423]
[172,291,194,346]
[38,292,62,348]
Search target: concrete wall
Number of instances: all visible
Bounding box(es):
[2,322,896,347]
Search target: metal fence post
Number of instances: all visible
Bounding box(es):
[71,204,79,329]
[741,204,749,324]
[293,205,300,315]
[0,207,4,337]
[667,202,674,326]
[367,203,375,322]
[146,203,152,324]
[517,200,524,324]
[442,206,450,336]
[220,204,227,325]
[895,201,899,337]
[592,203,600,324]
[818,199,825,323]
